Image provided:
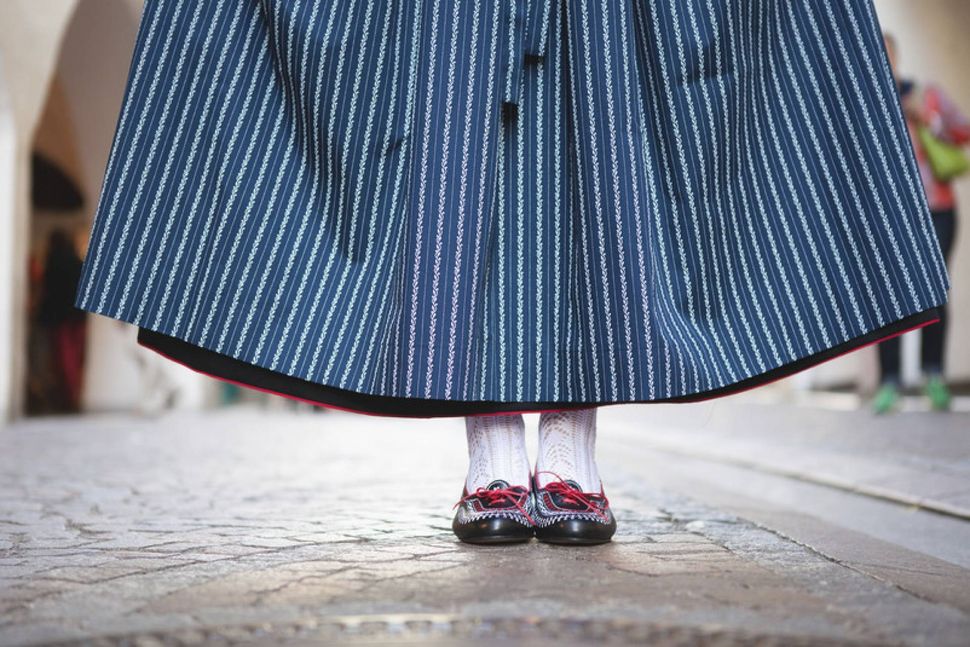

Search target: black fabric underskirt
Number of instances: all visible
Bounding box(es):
[138,307,940,418]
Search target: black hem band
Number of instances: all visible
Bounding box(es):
[137,307,940,418]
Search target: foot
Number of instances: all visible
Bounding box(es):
[925,376,952,412]
[452,479,535,545]
[872,383,900,415]
[532,471,616,545]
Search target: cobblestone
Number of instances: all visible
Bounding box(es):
[0,408,968,645]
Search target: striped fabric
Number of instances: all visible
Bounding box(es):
[77,0,950,410]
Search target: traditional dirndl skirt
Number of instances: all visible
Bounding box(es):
[77,0,950,418]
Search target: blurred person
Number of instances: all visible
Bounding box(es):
[874,34,967,414]
[74,2,948,546]
[38,229,86,413]
[26,249,53,413]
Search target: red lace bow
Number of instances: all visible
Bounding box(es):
[535,471,610,523]
[455,485,535,525]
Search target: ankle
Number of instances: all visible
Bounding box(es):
[534,467,602,493]
[464,414,530,491]
[536,408,601,492]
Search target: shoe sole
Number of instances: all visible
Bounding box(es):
[457,535,533,545]
[536,536,612,546]
[533,517,617,546]
[453,516,535,545]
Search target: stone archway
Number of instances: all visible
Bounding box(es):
[30,0,144,415]
[0,60,18,421]
[0,1,79,421]
[1,0,211,420]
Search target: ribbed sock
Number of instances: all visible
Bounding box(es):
[464,414,530,491]
[535,408,601,492]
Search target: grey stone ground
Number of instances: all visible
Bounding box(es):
[1,403,969,646]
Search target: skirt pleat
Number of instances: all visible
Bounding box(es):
[78,0,949,417]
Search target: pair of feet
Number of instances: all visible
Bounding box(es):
[452,471,616,546]
[873,376,951,414]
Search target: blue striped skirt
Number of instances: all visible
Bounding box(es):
[77,0,949,417]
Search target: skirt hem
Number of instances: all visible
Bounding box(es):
[137,307,941,418]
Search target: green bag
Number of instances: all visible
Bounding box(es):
[917,124,970,182]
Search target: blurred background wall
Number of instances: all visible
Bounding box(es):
[0,0,967,420]
[0,1,80,422]
[0,0,210,420]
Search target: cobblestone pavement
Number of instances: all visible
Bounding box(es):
[1,407,968,646]
[605,398,970,518]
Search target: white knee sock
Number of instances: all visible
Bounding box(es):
[464,414,530,491]
[535,408,601,492]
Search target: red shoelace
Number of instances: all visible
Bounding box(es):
[454,485,535,526]
[534,470,610,523]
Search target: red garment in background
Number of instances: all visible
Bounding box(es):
[51,319,86,411]
[902,80,970,212]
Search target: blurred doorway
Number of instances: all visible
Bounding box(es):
[25,78,87,415]
[22,0,142,416]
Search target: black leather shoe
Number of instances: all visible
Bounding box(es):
[452,480,535,544]
[532,472,616,545]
